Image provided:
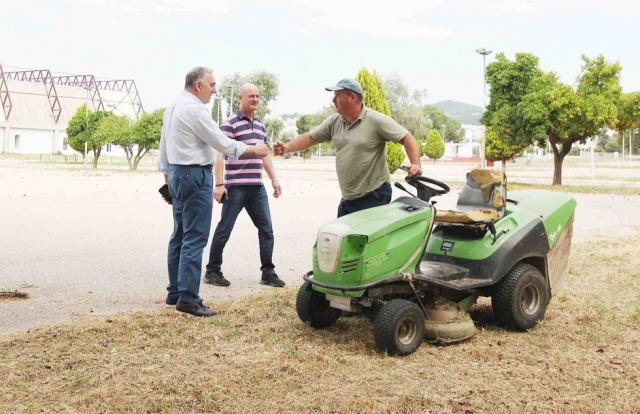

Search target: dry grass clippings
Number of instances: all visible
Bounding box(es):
[1,237,639,413]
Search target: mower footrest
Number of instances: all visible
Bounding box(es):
[417,261,469,280]
[415,261,492,290]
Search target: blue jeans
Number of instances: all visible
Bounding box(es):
[166,165,213,304]
[206,185,275,275]
[337,182,392,218]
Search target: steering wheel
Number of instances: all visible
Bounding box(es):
[405,175,450,201]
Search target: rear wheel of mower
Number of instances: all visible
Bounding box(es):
[492,262,549,331]
[296,282,341,328]
[374,299,425,356]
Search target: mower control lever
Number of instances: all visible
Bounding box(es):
[394,182,415,198]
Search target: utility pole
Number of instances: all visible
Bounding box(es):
[476,48,492,168]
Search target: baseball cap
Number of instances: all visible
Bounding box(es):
[325,78,363,95]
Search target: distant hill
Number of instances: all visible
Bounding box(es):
[432,100,483,125]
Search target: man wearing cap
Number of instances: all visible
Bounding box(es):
[158,67,269,317]
[273,78,422,217]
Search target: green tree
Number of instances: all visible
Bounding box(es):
[66,103,92,159]
[86,111,113,168]
[615,92,640,156]
[356,68,405,173]
[485,127,526,171]
[66,104,112,168]
[423,106,464,143]
[95,114,131,167]
[264,117,285,143]
[296,114,315,134]
[214,71,279,120]
[423,129,445,162]
[604,134,622,153]
[130,109,164,170]
[483,53,622,185]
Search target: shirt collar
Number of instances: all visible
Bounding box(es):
[236,110,259,122]
[182,90,203,104]
[342,104,367,127]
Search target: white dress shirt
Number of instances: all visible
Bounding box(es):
[158,91,247,173]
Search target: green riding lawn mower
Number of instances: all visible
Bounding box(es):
[296,169,576,356]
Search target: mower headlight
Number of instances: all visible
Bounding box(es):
[316,223,351,274]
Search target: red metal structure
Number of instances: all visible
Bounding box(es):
[2,68,62,123]
[0,64,12,120]
[0,64,145,122]
[53,74,105,112]
[95,79,144,118]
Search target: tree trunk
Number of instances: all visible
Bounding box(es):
[92,147,101,169]
[552,152,564,185]
[549,133,574,186]
[133,147,149,171]
[501,159,507,171]
[124,147,133,170]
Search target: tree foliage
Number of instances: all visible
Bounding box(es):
[482,53,623,185]
[66,104,92,158]
[485,126,526,171]
[423,129,444,162]
[615,92,640,154]
[95,114,131,166]
[213,71,279,120]
[66,105,113,168]
[264,117,285,143]
[130,109,164,170]
[356,68,404,173]
[296,114,315,135]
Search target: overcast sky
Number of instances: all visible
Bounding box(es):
[2,0,638,116]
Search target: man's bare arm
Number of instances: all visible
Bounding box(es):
[400,133,422,177]
[273,133,317,155]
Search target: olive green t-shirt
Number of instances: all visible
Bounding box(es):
[309,106,408,200]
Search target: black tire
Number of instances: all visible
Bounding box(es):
[296,282,341,328]
[492,262,549,331]
[374,299,425,356]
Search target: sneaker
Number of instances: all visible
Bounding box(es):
[204,271,230,287]
[165,295,179,307]
[175,299,217,317]
[260,273,286,288]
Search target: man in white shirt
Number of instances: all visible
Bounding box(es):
[158,67,268,317]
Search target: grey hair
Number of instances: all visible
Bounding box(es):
[184,67,213,88]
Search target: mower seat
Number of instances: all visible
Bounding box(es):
[435,169,506,225]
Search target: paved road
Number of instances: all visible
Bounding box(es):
[1,159,639,334]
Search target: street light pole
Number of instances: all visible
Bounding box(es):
[475,48,492,168]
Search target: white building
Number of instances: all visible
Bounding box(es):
[0,65,143,155]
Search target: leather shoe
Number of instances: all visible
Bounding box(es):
[204,271,230,287]
[175,299,217,317]
[260,273,285,288]
[165,295,179,306]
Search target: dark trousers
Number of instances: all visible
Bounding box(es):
[206,185,275,275]
[337,182,392,218]
[167,165,213,304]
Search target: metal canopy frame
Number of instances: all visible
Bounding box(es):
[0,64,12,121]
[95,79,144,119]
[53,74,105,112]
[2,68,62,123]
[0,64,145,122]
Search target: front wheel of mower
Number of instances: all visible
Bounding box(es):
[374,299,425,356]
[492,262,549,331]
[296,282,341,328]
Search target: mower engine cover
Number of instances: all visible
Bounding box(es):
[312,198,434,297]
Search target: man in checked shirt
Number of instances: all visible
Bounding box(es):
[203,83,285,288]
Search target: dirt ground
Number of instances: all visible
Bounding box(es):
[1,157,639,334]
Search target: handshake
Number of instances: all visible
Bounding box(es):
[246,141,288,157]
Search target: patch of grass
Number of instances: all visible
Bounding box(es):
[1,237,639,413]
[507,182,640,196]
